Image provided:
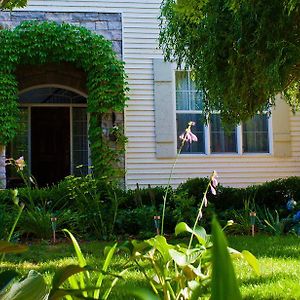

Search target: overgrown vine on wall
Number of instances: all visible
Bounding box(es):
[0,21,128,180]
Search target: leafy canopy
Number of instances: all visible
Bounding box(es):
[0,0,27,10]
[159,0,300,124]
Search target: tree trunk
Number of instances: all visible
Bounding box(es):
[0,145,6,189]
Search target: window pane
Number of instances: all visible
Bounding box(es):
[10,108,29,160]
[190,90,203,111]
[177,113,205,153]
[176,91,190,110]
[243,115,269,153]
[176,71,203,111]
[72,108,89,176]
[210,114,237,153]
[20,87,86,104]
[175,71,189,90]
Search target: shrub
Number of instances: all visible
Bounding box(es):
[249,177,300,210]
[0,203,19,240]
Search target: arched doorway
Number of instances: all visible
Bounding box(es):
[7,87,89,187]
[0,21,127,189]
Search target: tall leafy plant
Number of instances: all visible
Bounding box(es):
[64,174,120,240]
[161,121,198,235]
[124,175,260,299]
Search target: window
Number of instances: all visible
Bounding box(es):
[243,114,269,153]
[176,71,205,153]
[210,114,237,153]
[175,70,271,154]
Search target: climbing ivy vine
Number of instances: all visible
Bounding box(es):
[0,21,128,179]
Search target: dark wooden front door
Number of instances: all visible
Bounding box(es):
[31,107,70,186]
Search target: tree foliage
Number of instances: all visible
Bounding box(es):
[0,0,27,10]
[159,0,300,124]
[0,21,128,179]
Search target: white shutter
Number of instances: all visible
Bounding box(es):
[153,59,177,158]
[272,95,291,157]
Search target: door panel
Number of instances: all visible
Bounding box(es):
[31,107,70,186]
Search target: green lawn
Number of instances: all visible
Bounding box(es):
[1,235,300,299]
[228,235,300,300]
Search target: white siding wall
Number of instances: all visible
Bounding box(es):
[19,0,300,188]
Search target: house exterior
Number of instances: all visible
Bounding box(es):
[0,0,299,189]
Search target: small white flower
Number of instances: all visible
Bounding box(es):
[15,156,25,171]
[227,220,234,226]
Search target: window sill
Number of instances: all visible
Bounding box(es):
[179,152,273,157]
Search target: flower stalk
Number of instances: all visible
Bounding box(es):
[161,121,198,235]
[188,171,218,249]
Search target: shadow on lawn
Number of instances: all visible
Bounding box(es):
[240,272,293,286]
[228,235,300,259]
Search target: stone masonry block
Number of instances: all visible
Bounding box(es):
[0,12,11,21]
[108,21,122,30]
[11,12,45,21]
[95,21,108,30]
[111,30,122,41]
[99,13,121,22]
[112,41,122,54]
[96,29,113,40]
[80,21,96,32]
[45,13,72,22]
[71,12,98,21]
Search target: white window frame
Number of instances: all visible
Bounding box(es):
[175,69,273,156]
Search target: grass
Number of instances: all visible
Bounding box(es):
[228,235,300,300]
[1,235,299,299]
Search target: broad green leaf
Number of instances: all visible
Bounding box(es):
[0,270,19,291]
[103,244,117,271]
[94,243,117,299]
[125,287,159,300]
[0,241,28,254]
[49,288,97,300]
[51,265,86,289]
[241,250,260,276]
[63,229,86,267]
[1,270,48,300]
[211,216,242,300]
[63,229,88,296]
[169,249,187,266]
[152,235,172,262]
[175,222,206,245]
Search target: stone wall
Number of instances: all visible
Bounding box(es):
[0,11,122,55]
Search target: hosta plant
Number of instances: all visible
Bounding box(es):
[124,219,259,300]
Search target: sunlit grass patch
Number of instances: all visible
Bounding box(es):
[1,235,299,299]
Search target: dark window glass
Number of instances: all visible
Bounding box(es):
[243,115,269,153]
[20,87,86,104]
[177,113,205,153]
[210,114,237,153]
